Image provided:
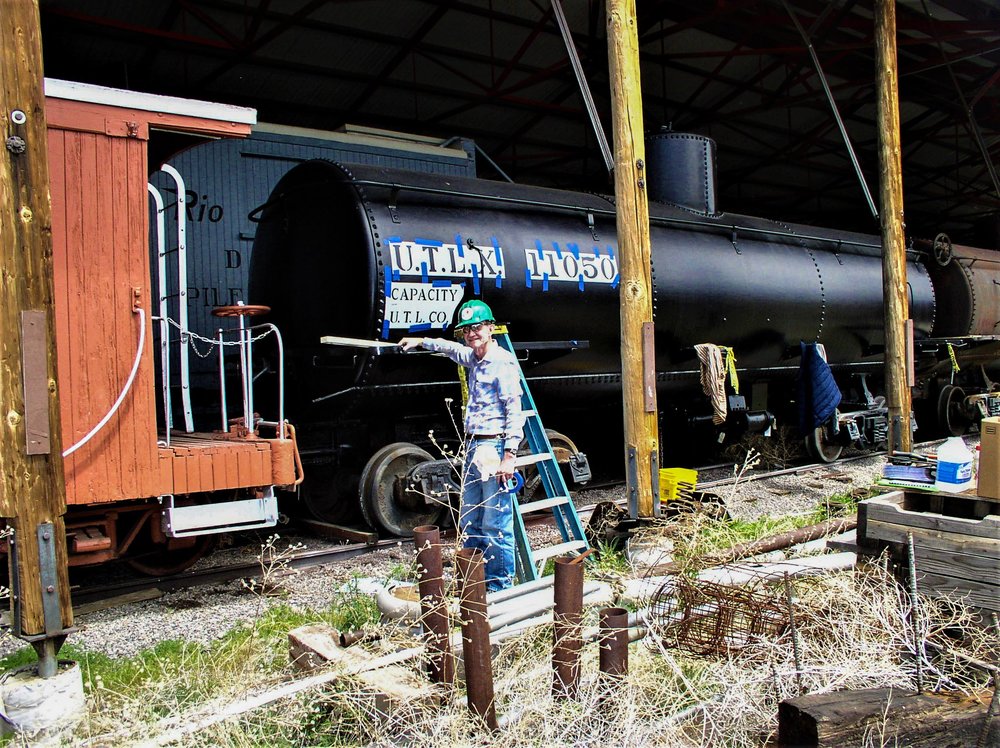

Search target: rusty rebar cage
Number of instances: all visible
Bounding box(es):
[649,569,791,656]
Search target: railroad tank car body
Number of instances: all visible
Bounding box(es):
[248,148,999,528]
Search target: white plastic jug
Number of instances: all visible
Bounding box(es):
[935,436,975,493]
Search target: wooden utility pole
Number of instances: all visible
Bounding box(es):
[1,0,74,675]
[607,0,659,518]
[874,0,912,453]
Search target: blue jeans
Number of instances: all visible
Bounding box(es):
[461,437,515,592]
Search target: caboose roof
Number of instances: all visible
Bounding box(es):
[45,78,256,127]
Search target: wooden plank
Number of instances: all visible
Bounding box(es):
[915,569,1000,612]
[778,686,997,747]
[158,450,174,494]
[864,497,1000,541]
[864,521,999,561]
[128,134,159,499]
[44,96,252,139]
[914,544,1000,579]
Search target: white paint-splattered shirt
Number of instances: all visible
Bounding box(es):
[421,338,524,453]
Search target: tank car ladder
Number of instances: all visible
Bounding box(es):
[494,331,589,583]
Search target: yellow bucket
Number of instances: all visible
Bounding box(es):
[659,467,698,501]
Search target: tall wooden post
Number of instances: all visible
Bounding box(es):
[607,0,659,518]
[0,0,74,675]
[874,0,912,452]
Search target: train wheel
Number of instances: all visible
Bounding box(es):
[804,426,843,463]
[937,384,970,436]
[359,442,443,537]
[126,534,218,576]
[520,430,580,500]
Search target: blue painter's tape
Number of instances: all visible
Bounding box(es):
[535,239,544,253]
[593,244,601,257]
[495,274,502,289]
[473,268,481,295]
[392,269,400,281]
[553,241,563,258]
[578,274,585,292]
[414,237,443,247]
[607,245,616,260]
[384,276,392,297]
[524,268,532,288]
[387,236,401,243]
[568,242,580,259]
[492,236,501,266]
[421,261,429,284]
[410,323,432,332]
[501,471,524,494]
[432,279,451,287]
[542,273,549,292]
[456,234,464,257]
[381,319,390,339]
[611,273,620,289]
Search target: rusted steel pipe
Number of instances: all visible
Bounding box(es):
[552,555,584,699]
[599,606,629,699]
[414,524,454,686]
[648,516,858,575]
[457,547,497,730]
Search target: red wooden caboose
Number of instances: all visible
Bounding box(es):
[44,80,298,573]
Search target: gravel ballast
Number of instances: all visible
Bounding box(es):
[0,440,969,661]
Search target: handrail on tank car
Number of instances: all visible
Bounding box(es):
[248,175,896,254]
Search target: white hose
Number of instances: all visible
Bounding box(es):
[63,307,146,458]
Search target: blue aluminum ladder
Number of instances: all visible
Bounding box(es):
[494,330,589,582]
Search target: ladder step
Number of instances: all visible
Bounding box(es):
[517,495,571,514]
[532,540,588,563]
[514,453,555,468]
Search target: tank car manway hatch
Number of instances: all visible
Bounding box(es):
[40,80,301,574]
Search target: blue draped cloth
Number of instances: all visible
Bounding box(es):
[798,342,842,432]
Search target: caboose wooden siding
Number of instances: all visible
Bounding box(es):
[42,81,294,505]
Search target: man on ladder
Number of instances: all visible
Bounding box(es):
[399,300,524,592]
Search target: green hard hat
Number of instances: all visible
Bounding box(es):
[455,299,495,328]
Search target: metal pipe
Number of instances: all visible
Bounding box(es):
[158,164,194,431]
[784,572,804,696]
[781,1,878,220]
[552,556,583,699]
[486,575,554,605]
[488,581,603,629]
[147,184,172,446]
[414,525,454,686]
[906,532,923,694]
[217,328,227,432]
[598,606,629,699]
[551,0,614,174]
[456,548,497,730]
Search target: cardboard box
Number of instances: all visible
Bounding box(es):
[979,416,1000,500]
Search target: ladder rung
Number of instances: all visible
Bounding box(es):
[532,541,588,562]
[514,453,555,468]
[521,409,537,418]
[518,496,571,514]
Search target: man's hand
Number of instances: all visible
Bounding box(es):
[398,337,425,351]
[497,452,516,482]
